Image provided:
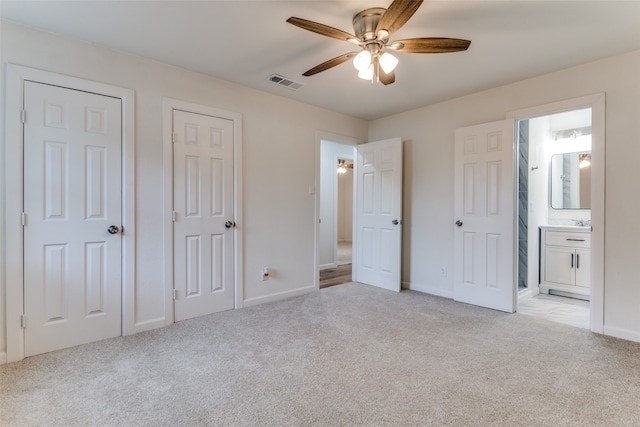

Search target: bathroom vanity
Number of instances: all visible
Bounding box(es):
[539,225,591,300]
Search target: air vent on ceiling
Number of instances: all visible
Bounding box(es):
[267,74,304,90]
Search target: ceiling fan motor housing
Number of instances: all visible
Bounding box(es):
[353,8,386,41]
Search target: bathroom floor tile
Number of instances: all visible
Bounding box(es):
[517,293,589,329]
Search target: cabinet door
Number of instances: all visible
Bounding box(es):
[544,247,575,286]
[575,249,591,288]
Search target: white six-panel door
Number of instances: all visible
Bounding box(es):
[173,110,234,321]
[354,138,403,292]
[23,81,122,356]
[453,120,515,313]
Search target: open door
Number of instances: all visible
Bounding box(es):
[353,138,403,292]
[453,120,515,312]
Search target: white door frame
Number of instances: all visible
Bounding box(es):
[4,64,136,363]
[315,131,362,288]
[162,98,243,315]
[507,93,605,334]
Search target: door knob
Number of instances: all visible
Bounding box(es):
[455,220,463,227]
[224,221,235,229]
[392,219,399,225]
[107,225,120,234]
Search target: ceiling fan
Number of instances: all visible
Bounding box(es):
[287,0,471,85]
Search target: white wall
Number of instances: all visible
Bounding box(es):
[337,169,353,242]
[0,22,367,357]
[369,49,640,341]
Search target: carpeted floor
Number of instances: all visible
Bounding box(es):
[2,282,639,426]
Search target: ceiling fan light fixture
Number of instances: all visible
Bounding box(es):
[377,29,390,41]
[353,50,372,71]
[287,0,472,85]
[379,52,399,73]
[358,64,374,80]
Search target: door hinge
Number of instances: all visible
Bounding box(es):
[20,109,26,123]
[173,289,178,300]
[172,133,177,144]
[172,211,177,222]
[20,212,26,227]
[20,314,26,329]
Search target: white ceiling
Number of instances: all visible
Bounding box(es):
[2,0,640,120]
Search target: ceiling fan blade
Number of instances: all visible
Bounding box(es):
[302,52,359,76]
[287,17,358,42]
[376,0,424,37]
[390,38,471,53]
[379,69,396,85]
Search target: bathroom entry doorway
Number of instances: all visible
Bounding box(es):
[508,94,605,332]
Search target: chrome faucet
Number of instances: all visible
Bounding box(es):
[573,219,591,226]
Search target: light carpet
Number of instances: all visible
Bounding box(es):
[2,282,639,426]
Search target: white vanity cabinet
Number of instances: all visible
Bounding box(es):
[539,226,591,299]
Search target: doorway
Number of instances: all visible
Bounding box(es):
[510,94,605,332]
[318,137,404,292]
[319,139,354,288]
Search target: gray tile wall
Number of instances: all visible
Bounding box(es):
[518,120,529,290]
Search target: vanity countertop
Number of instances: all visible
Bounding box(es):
[540,225,591,232]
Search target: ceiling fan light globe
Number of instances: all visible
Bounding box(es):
[377,29,390,41]
[379,52,399,73]
[353,50,372,71]
[358,64,374,80]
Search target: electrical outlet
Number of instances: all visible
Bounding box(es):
[441,267,448,277]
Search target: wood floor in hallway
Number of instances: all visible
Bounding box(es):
[319,264,352,289]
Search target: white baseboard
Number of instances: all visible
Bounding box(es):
[0,351,7,365]
[603,325,640,344]
[517,286,540,301]
[243,285,316,307]
[320,263,337,270]
[402,281,453,299]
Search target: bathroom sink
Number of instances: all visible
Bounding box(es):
[541,225,591,231]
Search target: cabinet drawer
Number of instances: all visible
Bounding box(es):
[544,231,590,248]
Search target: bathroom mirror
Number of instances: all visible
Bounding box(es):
[550,151,591,209]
